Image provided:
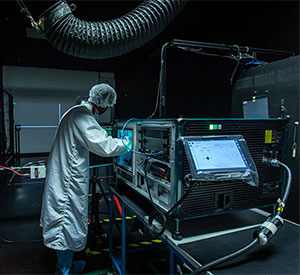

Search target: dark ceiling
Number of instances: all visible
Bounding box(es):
[0,0,299,73]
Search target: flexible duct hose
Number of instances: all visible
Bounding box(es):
[37,0,187,59]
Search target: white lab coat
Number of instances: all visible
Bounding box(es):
[40,102,128,251]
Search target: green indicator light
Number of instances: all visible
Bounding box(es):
[13,102,16,105]
[214,125,218,130]
[209,124,214,130]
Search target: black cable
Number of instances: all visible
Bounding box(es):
[149,42,261,119]
[166,177,198,216]
[143,157,199,237]
[191,239,259,274]
[176,45,258,62]
[149,42,169,118]
[16,0,41,31]
[177,46,235,60]
[176,44,261,86]
[16,0,32,18]
[4,154,13,166]
[0,237,43,244]
[230,54,241,86]
[144,157,167,237]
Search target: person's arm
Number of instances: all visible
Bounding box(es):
[73,111,128,157]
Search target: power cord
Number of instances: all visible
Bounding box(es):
[0,165,27,177]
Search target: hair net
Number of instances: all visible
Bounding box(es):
[88,84,117,108]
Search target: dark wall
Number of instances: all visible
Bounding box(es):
[113,1,299,120]
[115,50,235,120]
[232,56,300,223]
[1,1,299,107]
[115,57,160,119]
[0,1,299,223]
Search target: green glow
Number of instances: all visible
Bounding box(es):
[209,124,222,130]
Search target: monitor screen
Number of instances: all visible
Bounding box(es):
[184,137,249,175]
[117,129,133,170]
[243,96,269,118]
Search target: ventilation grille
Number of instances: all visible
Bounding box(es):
[180,119,285,218]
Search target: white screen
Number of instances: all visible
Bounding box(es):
[188,139,247,172]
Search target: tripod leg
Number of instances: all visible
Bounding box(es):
[95,178,122,235]
[96,180,110,209]
[88,178,107,250]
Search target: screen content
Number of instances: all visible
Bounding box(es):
[117,129,132,170]
[187,139,247,172]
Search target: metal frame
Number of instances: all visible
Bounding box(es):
[157,39,294,118]
[0,89,14,165]
[108,187,197,274]
[108,188,300,274]
[135,121,176,212]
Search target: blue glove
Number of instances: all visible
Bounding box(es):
[123,136,132,151]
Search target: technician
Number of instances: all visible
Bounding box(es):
[40,83,130,274]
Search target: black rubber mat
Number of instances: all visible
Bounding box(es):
[179,221,299,274]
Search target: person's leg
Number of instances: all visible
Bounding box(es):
[70,260,86,274]
[56,250,74,275]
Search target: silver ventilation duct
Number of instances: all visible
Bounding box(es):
[37,0,187,59]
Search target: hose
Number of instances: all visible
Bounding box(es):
[191,159,292,274]
[36,0,187,59]
[277,161,292,213]
[191,239,259,274]
[266,159,292,215]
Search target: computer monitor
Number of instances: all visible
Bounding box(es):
[183,135,251,181]
[117,128,133,170]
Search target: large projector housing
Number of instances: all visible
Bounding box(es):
[114,118,287,233]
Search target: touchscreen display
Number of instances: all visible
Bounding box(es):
[187,139,248,173]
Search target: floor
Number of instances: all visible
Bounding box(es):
[0,174,171,274]
[1,171,299,275]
